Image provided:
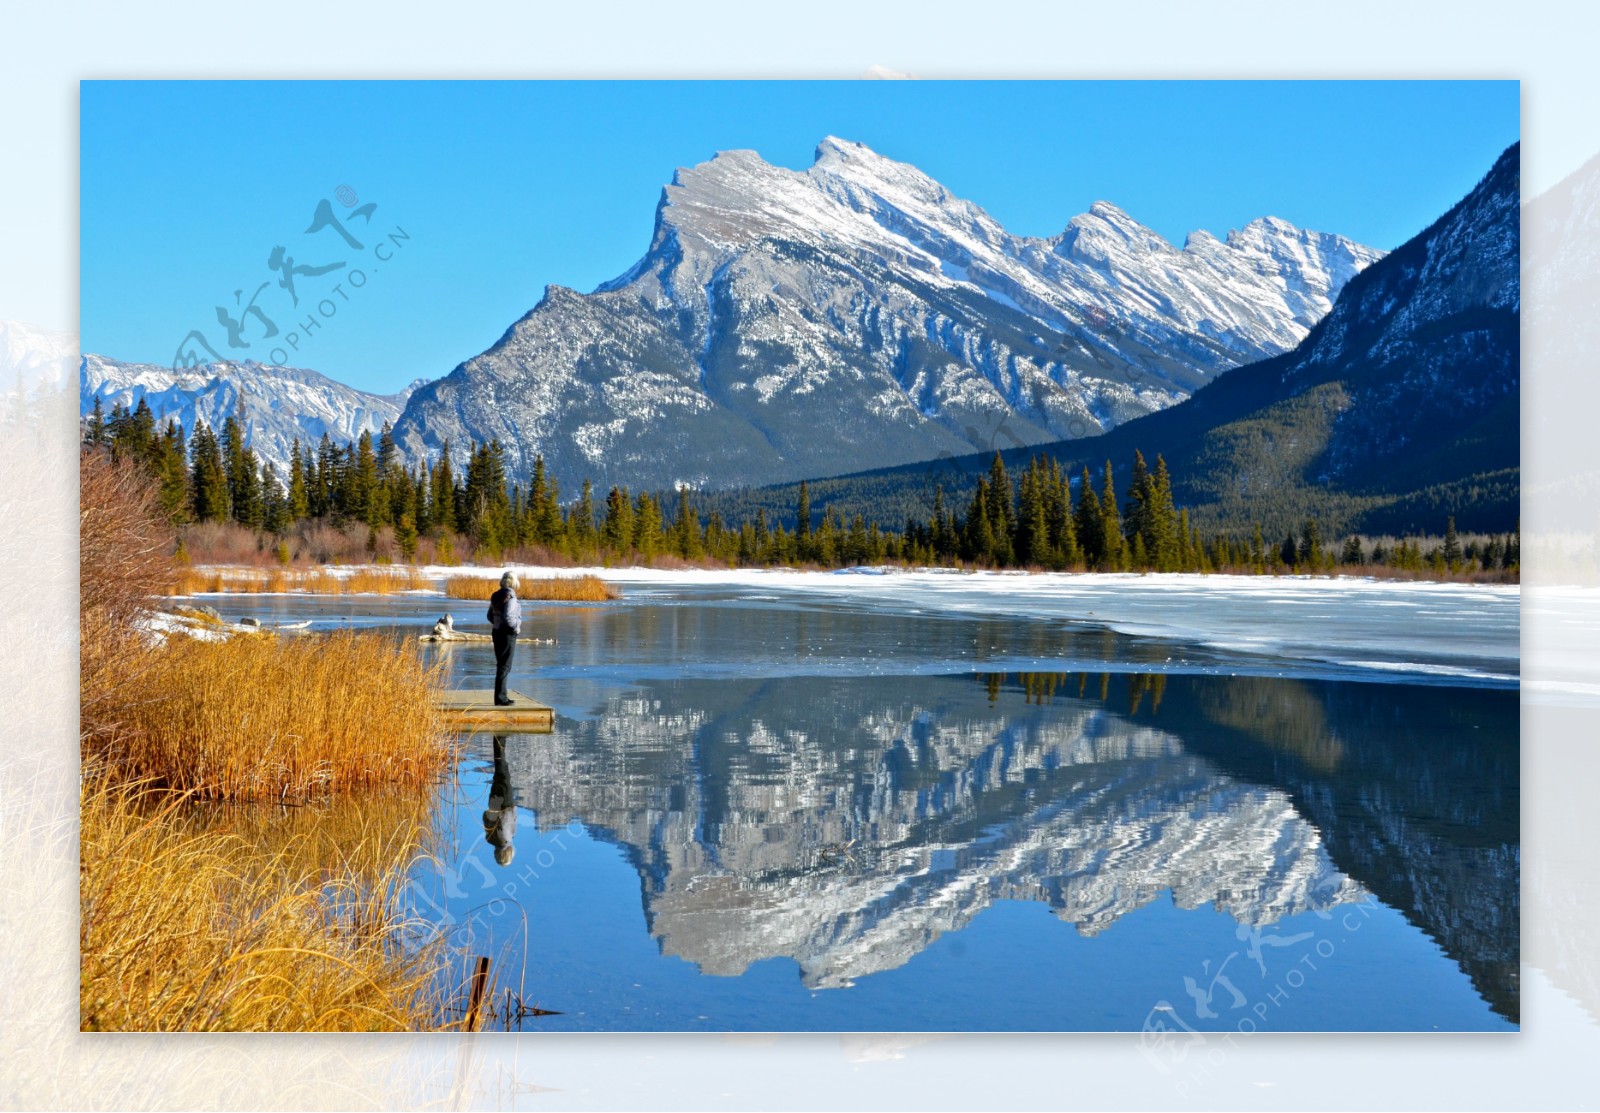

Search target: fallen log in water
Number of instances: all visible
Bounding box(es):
[417,631,554,644]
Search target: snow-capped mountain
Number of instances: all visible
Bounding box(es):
[485,670,1515,1019]
[503,676,1364,992]
[394,137,1382,492]
[792,141,1521,540]
[1,320,77,388]
[80,354,423,476]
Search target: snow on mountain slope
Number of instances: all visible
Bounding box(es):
[507,680,1364,991]
[1,320,77,388]
[80,354,421,475]
[394,137,1381,492]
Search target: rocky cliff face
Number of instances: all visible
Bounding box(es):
[393,137,1380,492]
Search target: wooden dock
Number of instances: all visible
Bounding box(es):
[436,690,554,732]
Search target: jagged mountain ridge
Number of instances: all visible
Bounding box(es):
[393,136,1381,491]
[485,670,1514,1021]
[1,319,77,388]
[80,354,423,477]
[711,142,1520,539]
[503,675,1363,992]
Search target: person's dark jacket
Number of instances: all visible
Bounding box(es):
[487,587,522,635]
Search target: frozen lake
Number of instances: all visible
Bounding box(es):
[203,569,1520,1032]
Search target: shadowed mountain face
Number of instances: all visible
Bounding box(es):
[1147,677,1521,1023]
[393,138,1379,491]
[487,672,1516,1019]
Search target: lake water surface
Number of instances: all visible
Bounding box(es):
[212,572,1519,1032]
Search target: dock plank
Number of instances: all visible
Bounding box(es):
[437,690,554,732]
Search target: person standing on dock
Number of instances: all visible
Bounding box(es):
[487,571,523,706]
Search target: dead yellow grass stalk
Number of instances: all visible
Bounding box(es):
[444,574,619,602]
[80,775,460,1032]
[90,631,453,802]
[169,566,432,596]
[81,450,478,1032]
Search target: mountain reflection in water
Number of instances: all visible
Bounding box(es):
[477,671,1517,1023]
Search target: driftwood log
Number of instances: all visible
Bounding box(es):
[418,630,554,645]
[420,614,552,644]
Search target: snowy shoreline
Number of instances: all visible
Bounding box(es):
[177,561,1526,690]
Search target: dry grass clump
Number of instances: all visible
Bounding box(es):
[345,566,434,594]
[80,775,456,1032]
[80,449,477,1032]
[81,451,176,746]
[90,631,452,803]
[171,786,442,888]
[444,573,619,602]
[170,566,432,596]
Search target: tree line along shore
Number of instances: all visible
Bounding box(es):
[88,399,1518,581]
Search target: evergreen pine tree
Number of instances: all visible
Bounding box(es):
[430,443,458,533]
[1145,455,1179,571]
[571,479,598,554]
[188,419,230,523]
[845,513,869,565]
[815,509,839,566]
[601,486,633,554]
[352,430,381,527]
[632,492,664,559]
[1299,518,1323,566]
[1442,516,1463,570]
[1098,462,1124,570]
[287,437,310,522]
[673,486,702,560]
[261,462,288,534]
[930,486,949,560]
[963,478,995,563]
[985,453,1015,563]
[154,419,191,525]
[413,470,431,534]
[1130,532,1149,570]
[1075,467,1102,567]
[796,481,812,561]
[395,512,418,561]
[1123,449,1150,546]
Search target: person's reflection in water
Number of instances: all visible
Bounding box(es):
[482,734,518,866]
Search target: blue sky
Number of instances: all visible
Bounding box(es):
[81,80,1519,395]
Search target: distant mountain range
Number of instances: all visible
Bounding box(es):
[713,142,1520,540]
[389,137,1380,491]
[77,137,1517,539]
[79,355,423,476]
[2,319,76,388]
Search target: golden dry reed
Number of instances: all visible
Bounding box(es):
[443,573,619,602]
[81,450,478,1032]
[92,631,453,803]
[82,451,178,748]
[80,775,461,1032]
[169,566,433,596]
